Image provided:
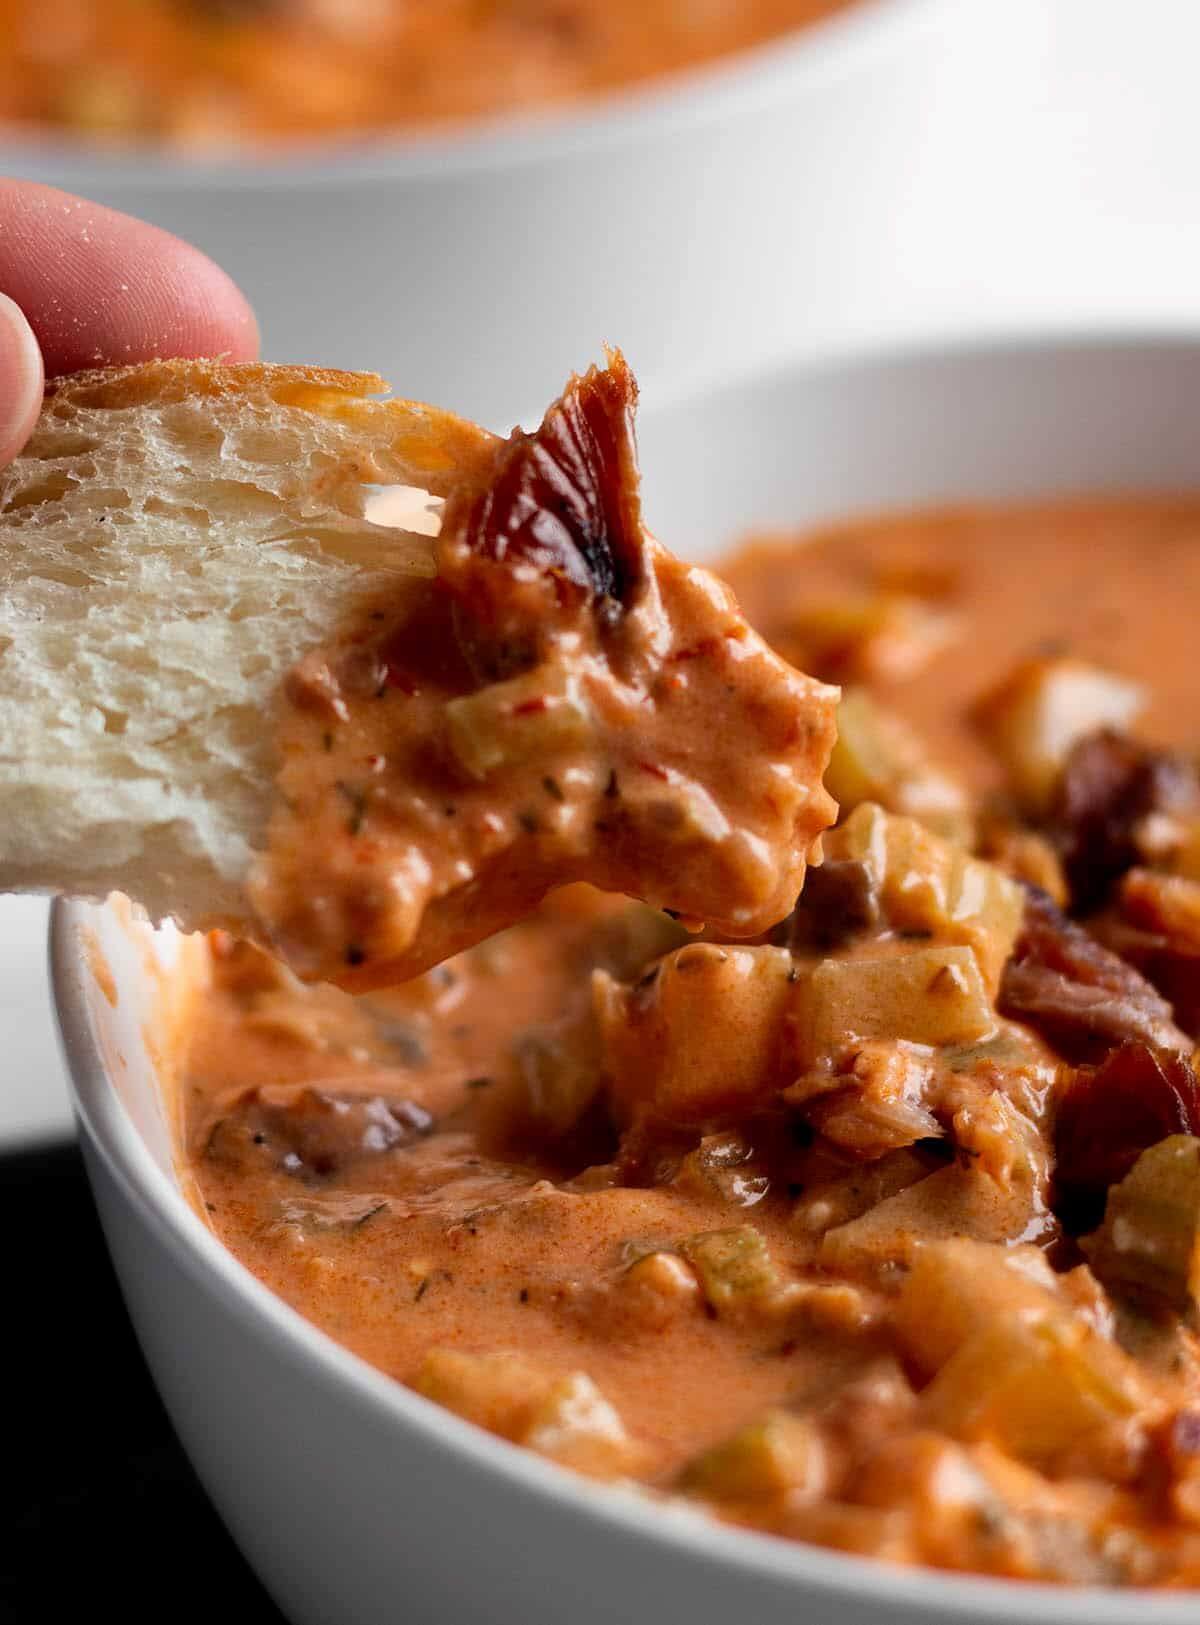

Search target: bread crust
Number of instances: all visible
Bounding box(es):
[0,357,498,932]
[39,358,499,497]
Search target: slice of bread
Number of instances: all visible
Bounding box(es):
[0,359,495,928]
[0,352,839,987]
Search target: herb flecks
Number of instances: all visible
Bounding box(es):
[335,779,369,836]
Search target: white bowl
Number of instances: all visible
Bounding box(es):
[52,329,1200,1625]
[5,0,955,425]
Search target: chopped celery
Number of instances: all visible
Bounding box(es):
[827,689,972,845]
[826,803,1024,992]
[919,1313,1144,1466]
[1083,1134,1200,1316]
[973,655,1145,812]
[679,1225,782,1317]
[681,1411,826,1501]
[515,1025,601,1136]
[794,945,994,1067]
[444,662,591,780]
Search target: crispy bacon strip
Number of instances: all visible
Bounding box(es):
[438,348,643,664]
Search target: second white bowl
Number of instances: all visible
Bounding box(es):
[8,0,957,424]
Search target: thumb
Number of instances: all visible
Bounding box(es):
[0,293,44,470]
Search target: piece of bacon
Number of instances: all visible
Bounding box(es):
[205,1085,433,1179]
[1054,1041,1200,1231]
[437,350,643,680]
[998,885,1190,1063]
[1051,729,1200,913]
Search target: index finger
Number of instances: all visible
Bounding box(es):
[0,178,259,377]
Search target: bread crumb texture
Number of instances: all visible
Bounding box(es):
[0,359,491,928]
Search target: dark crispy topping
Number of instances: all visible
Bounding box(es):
[773,858,880,951]
[1051,730,1200,913]
[437,352,644,676]
[205,1086,433,1180]
[998,886,1190,1063]
[1054,1041,1200,1232]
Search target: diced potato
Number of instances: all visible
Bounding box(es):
[413,1349,549,1441]
[681,1411,827,1502]
[793,946,995,1068]
[775,1500,911,1562]
[853,1432,1002,1568]
[819,1163,1050,1278]
[415,1351,641,1476]
[826,803,1024,992]
[679,1226,787,1318]
[594,945,794,1126]
[973,655,1145,812]
[894,1238,1063,1376]
[444,663,592,780]
[1083,1134,1200,1315]
[781,592,957,685]
[523,1372,643,1477]
[620,1250,702,1330]
[828,689,973,846]
[919,1313,1145,1467]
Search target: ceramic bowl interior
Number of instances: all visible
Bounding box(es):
[53,330,1200,1625]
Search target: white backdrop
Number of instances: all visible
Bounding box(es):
[6,0,1200,1144]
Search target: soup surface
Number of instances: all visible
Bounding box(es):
[184,498,1200,1586]
[0,0,856,148]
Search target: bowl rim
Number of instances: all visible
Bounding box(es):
[0,0,941,189]
[49,322,1200,1623]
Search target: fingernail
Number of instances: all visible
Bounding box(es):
[0,291,44,466]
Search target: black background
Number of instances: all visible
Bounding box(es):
[1,1141,286,1624]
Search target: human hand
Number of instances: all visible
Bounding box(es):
[0,178,258,467]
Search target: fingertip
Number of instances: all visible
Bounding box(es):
[0,293,44,468]
[0,181,260,375]
[161,233,261,364]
